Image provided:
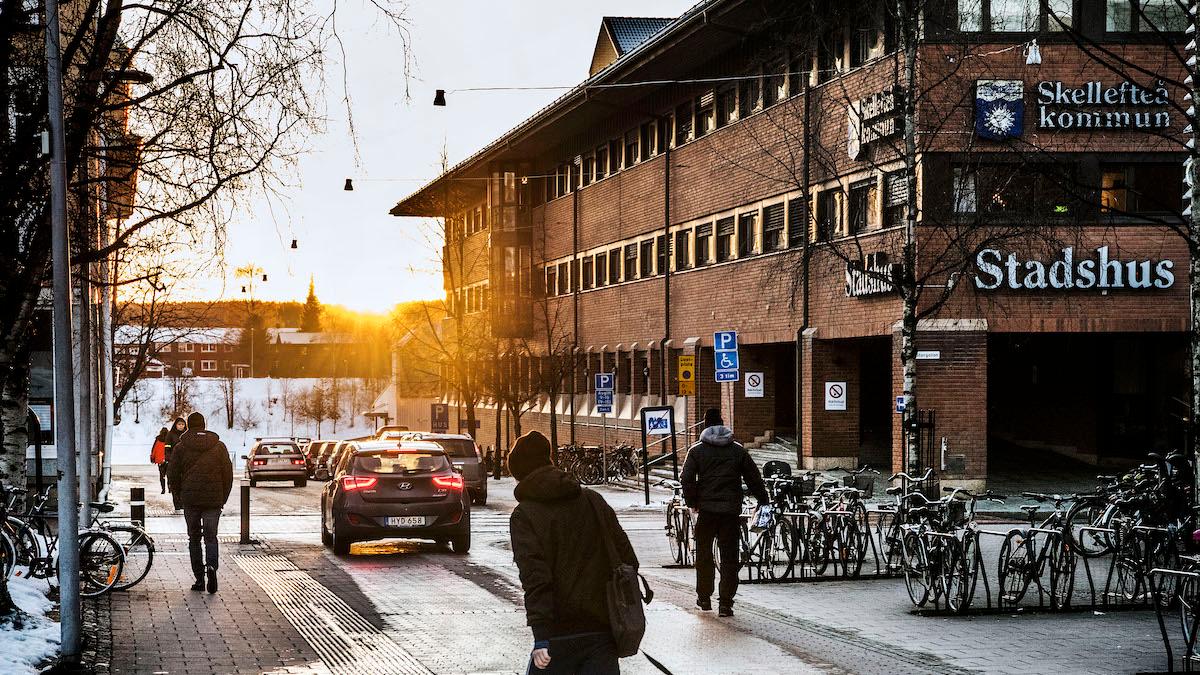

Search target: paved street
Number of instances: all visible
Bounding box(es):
[98,465,1168,674]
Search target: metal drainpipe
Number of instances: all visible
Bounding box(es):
[661,139,671,406]
[796,83,812,469]
[570,187,579,444]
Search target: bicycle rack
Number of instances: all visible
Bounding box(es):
[737,509,904,584]
[1149,567,1200,672]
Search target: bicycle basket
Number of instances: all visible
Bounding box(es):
[854,474,875,499]
[797,476,816,497]
[945,499,968,527]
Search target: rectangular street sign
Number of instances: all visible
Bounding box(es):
[715,370,738,382]
[716,350,739,371]
[744,372,764,398]
[714,330,738,352]
[594,372,614,391]
[677,355,696,396]
[714,330,739,382]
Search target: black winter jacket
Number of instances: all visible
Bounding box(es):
[510,466,638,642]
[164,417,185,462]
[680,425,770,515]
[167,429,233,509]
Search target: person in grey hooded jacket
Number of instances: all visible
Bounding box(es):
[680,408,768,616]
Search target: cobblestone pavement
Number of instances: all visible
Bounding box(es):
[102,466,1172,674]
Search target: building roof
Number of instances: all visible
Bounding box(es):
[114,326,239,345]
[605,17,673,55]
[389,0,741,218]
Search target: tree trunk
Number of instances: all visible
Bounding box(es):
[0,348,30,488]
[510,402,523,439]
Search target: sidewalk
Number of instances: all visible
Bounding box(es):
[101,536,325,674]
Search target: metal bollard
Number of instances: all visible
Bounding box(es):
[130,487,145,527]
[239,479,251,545]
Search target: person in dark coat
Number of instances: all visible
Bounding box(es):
[166,412,233,594]
[165,416,186,451]
[509,430,637,674]
[680,408,769,617]
[151,427,170,493]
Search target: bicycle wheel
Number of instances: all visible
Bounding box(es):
[106,524,155,591]
[941,537,978,614]
[876,508,903,574]
[1113,526,1144,602]
[1147,537,1179,608]
[807,520,831,576]
[0,531,13,578]
[767,517,796,580]
[1047,535,1076,610]
[4,516,41,580]
[997,530,1034,606]
[78,530,125,598]
[1063,499,1114,558]
[901,531,930,607]
[837,519,865,578]
[666,508,686,565]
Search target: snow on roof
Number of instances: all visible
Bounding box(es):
[114,325,239,345]
[272,330,354,345]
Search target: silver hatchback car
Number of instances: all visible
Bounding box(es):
[245,438,308,487]
[399,432,487,505]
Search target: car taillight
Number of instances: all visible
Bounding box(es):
[432,475,464,491]
[291,458,305,465]
[341,476,378,491]
[252,459,267,466]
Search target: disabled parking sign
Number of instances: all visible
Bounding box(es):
[713,330,739,383]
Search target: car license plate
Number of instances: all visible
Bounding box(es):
[386,516,426,528]
[268,456,287,464]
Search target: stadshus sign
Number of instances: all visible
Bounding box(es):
[974,246,1175,291]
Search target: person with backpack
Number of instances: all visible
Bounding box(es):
[166,412,233,594]
[680,408,769,617]
[150,427,170,494]
[508,430,639,674]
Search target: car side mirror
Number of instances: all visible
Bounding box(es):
[240,455,248,460]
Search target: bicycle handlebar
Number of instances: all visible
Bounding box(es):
[889,468,934,483]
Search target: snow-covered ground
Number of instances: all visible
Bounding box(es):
[0,577,60,674]
[113,377,381,465]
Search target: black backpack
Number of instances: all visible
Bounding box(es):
[585,491,653,658]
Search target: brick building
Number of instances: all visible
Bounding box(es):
[390,0,1191,487]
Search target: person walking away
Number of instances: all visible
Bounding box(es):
[151,427,170,493]
[680,408,769,617]
[167,412,233,594]
[509,430,638,674]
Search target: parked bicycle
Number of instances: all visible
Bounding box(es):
[658,479,694,566]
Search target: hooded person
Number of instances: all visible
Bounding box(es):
[508,430,638,674]
[680,408,768,617]
[166,411,233,594]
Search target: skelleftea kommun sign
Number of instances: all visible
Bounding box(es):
[975,79,1173,140]
[847,88,900,160]
[973,246,1175,291]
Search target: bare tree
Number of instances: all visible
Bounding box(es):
[159,370,194,420]
[235,400,262,447]
[217,371,237,430]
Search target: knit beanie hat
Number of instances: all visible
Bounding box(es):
[186,411,206,431]
[508,431,553,481]
[703,408,724,428]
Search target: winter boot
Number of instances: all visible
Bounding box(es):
[190,577,204,591]
[696,597,712,611]
[718,603,734,617]
[205,566,218,594]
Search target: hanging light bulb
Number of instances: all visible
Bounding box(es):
[262,274,268,282]
[290,239,298,249]
[433,89,447,106]
[343,178,354,191]
[241,285,247,293]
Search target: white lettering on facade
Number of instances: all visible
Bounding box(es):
[974,246,1175,291]
[1036,80,1173,131]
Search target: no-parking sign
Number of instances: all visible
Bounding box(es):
[825,382,847,411]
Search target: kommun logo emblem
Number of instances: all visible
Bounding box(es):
[975,80,1024,140]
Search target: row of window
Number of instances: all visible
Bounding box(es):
[451,282,490,316]
[118,343,234,354]
[176,360,225,372]
[957,0,1185,33]
[543,172,909,296]
[951,162,1182,215]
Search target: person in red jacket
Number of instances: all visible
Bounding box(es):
[150,427,170,493]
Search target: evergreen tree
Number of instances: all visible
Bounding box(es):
[300,276,322,332]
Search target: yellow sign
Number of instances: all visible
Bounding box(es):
[678,355,696,396]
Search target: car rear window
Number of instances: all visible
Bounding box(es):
[257,443,299,454]
[353,452,449,474]
[432,439,478,458]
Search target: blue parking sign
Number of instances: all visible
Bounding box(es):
[716,350,739,371]
[714,331,738,351]
[715,370,738,382]
[594,372,614,391]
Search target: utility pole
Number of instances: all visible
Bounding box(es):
[46,0,82,660]
[1185,0,1200,509]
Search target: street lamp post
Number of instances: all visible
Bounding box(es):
[45,0,82,660]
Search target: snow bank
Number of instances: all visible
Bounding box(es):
[0,577,60,674]
[113,377,381,464]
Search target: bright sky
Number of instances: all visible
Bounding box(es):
[189,0,695,314]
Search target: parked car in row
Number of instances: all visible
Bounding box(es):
[397,432,487,506]
[320,440,471,555]
[244,438,308,487]
[303,439,337,480]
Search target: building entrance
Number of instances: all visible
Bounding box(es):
[987,333,1187,472]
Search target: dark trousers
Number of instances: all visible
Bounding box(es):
[526,633,619,675]
[183,507,221,579]
[694,511,741,606]
[157,463,169,492]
